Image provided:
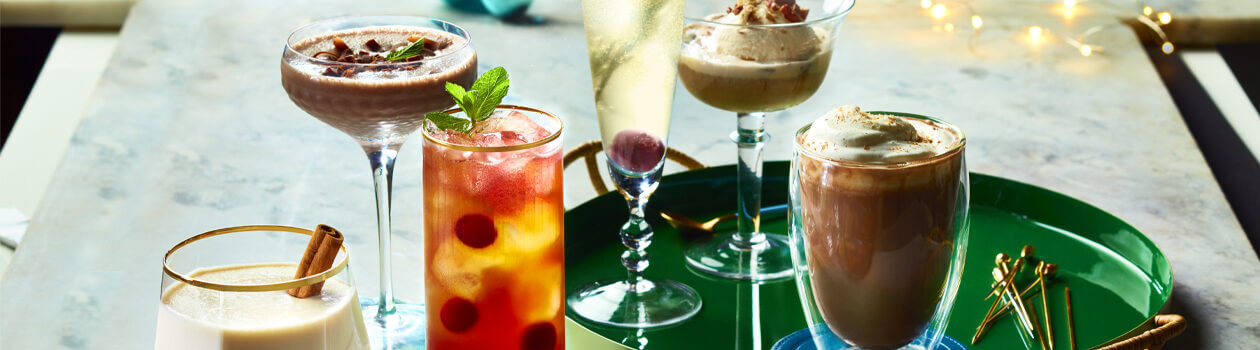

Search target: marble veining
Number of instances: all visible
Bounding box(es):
[1,0,1257,349]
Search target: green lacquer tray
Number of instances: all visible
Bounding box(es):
[564,161,1172,349]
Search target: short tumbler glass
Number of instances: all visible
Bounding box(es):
[155,225,368,350]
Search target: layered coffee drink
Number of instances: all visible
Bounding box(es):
[793,106,964,349]
[281,26,477,142]
[679,0,831,113]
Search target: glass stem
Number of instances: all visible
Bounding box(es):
[621,192,653,293]
[366,146,400,319]
[731,112,768,250]
[609,162,663,294]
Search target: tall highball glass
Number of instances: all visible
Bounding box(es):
[679,0,855,281]
[281,16,477,347]
[567,0,703,328]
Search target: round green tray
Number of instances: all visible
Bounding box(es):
[564,161,1172,349]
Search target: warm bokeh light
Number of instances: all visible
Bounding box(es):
[1158,12,1172,24]
[944,23,955,31]
[971,15,983,29]
[1143,6,1153,16]
[1080,45,1092,56]
[1162,41,1174,54]
[1029,26,1043,39]
[932,4,947,19]
[921,0,932,9]
[1064,0,1076,8]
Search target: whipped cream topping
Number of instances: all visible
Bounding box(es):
[683,0,822,63]
[801,105,957,163]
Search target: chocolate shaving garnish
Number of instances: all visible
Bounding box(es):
[771,0,809,22]
[332,37,350,54]
[407,35,423,43]
[321,67,340,77]
[364,39,383,52]
[313,51,340,60]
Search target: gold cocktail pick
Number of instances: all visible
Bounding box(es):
[1038,263,1058,350]
[1066,287,1077,350]
[986,245,1034,300]
[973,253,1013,344]
[983,278,1041,324]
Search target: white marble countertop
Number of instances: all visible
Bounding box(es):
[1,0,1258,348]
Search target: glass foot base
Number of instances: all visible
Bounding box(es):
[685,233,794,281]
[567,279,702,328]
[360,299,426,349]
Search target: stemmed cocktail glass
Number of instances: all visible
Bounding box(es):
[566,0,703,328]
[281,16,477,347]
[678,0,854,281]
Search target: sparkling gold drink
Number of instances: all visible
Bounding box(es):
[581,0,684,173]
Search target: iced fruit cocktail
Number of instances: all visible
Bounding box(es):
[421,68,564,350]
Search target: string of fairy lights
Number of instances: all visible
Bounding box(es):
[918,0,1176,57]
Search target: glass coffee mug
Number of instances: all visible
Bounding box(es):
[155,225,369,350]
[787,112,969,349]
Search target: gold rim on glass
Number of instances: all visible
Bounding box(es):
[793,111,967,169]
[420,104,564,152]
[162,225,349,292]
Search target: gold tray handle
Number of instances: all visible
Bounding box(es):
[562,140,706,195]
[1099,314,1187,350]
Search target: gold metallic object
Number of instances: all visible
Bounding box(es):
[1066,287,1077,350]
[1039,263,1057,350]
[661,211,730,234]
[986,246,1033,300]
[162,225,350,292]
[973,254,1013,344]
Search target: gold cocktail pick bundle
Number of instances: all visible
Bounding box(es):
[972,245,1076,350]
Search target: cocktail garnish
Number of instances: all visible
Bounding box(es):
[425,67,511,133]
[386,38,427,61]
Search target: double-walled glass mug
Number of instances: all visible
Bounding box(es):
[155,226,368,350]
[787,112,969,349]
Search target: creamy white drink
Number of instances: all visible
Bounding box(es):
[154,263,369,350]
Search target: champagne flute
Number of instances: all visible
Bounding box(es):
[566,0,703,328]
[281,16,477,346]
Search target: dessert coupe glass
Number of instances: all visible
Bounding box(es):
[155,226,368,350]
[422,106,565,349]
[679,0,855,281]
[567,0,703,328]
[281,16,477,347]
[788,113,970,349]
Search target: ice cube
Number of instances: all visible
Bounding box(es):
[473,110,550,143]
[432,239,508,300]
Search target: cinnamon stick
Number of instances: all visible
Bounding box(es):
[288,225,344,298]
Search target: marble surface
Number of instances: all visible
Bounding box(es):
[1,0,1258,349]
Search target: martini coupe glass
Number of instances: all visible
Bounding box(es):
[281,16,477,347]
[566,0,703,328]
[678,0,854,281]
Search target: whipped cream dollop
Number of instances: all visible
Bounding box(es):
[801,106,957,163]
[685,0,821,63]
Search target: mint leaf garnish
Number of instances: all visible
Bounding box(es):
[466,67,510,122]
[386,38,425,61]
[426,66,512,134]
[425,112,473,134]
